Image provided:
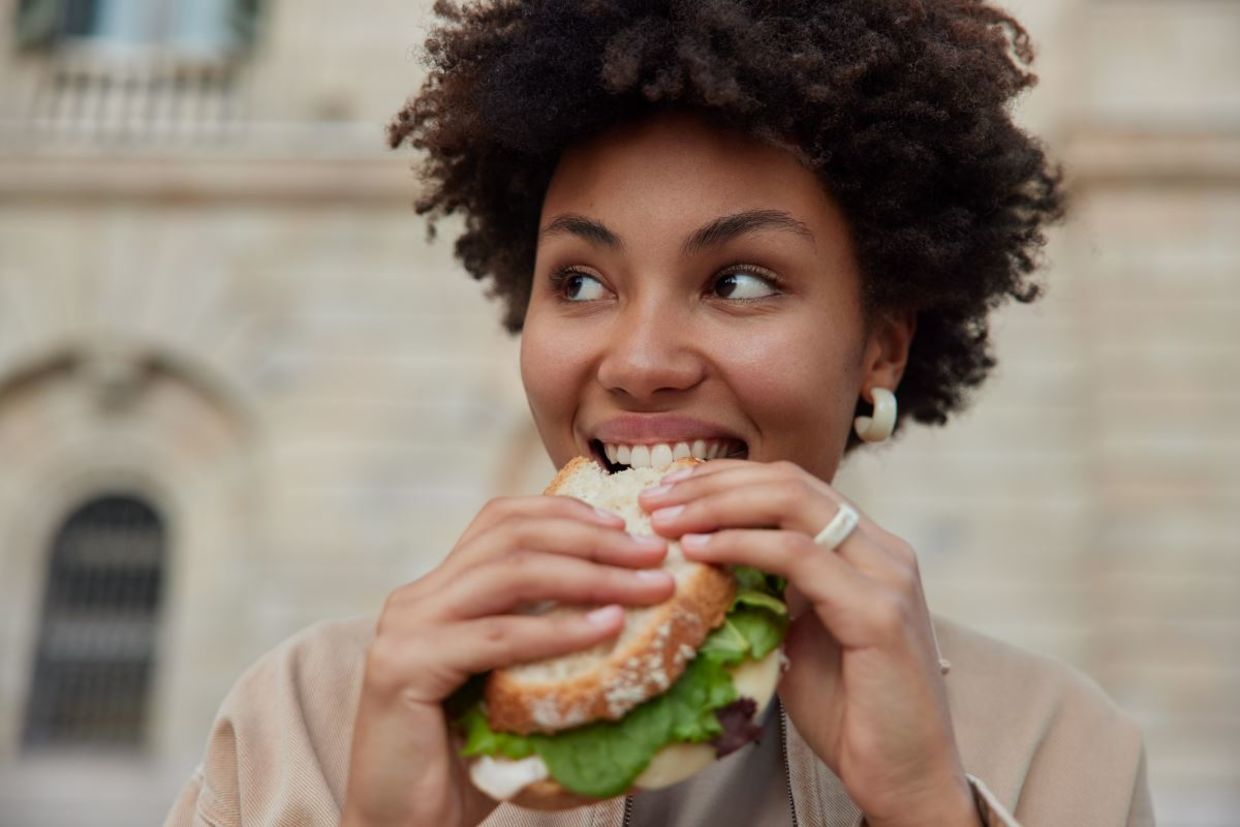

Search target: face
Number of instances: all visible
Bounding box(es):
[521,110,913,483]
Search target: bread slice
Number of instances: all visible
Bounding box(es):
[482,456,736,736]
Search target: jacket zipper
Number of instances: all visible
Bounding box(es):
[621,698,797,827]
[778,695,799,827]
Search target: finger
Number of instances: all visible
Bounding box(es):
[826,534,942,683]
[640,462,804,512]
[410,515,667,601]
[681,528,866,591]
[655,457,752,485]
[680,528,902,650]
[460,515,668,570]
[822,506,920,586]
[460,605,629,669]
[648,476,838,539]
[454,494,626,551]
[371,606,630,705]
[646,460,848,519]
[428,550,676,622]
[646,473,903,581]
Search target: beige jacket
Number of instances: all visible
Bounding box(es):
[164,614,1155,826]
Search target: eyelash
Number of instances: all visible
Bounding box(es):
[548,263,785,304]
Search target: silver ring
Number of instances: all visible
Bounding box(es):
[812,503,860,550]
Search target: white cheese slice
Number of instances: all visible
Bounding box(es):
[468,644,787,799]
[727,642,785,713]
[633,643,785,789]
[469,753,551,801]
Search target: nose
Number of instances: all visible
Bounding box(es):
[595,299,706,400]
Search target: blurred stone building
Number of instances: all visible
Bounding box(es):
[0,1,1235,825]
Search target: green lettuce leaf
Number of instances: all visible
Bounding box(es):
[459,705,537,760]
[697,618,749,662]
[730,564,769,592]
[732,589,788,616]
[729,607,788,660]
[730,564,788,604]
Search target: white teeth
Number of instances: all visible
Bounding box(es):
[600,438,743,470]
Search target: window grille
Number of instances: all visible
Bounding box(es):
[21,495,166,750]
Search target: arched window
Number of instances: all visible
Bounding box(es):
[22,495,166,750]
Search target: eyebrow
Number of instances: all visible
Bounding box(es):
[539,209,815,256]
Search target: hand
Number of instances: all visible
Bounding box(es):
[638,460,979,827]
[342,495,676,827]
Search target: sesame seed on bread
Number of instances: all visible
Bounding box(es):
[482,456,736,736]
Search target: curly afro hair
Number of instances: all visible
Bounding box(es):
[387,0,1067,447]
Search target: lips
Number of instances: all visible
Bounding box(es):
[590,414,744,446]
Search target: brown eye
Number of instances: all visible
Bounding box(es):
[714,270,779,300]
[552,269,608,301]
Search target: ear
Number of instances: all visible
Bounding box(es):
[860,308,916,397]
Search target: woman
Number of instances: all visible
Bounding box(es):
[166,1,1153,825]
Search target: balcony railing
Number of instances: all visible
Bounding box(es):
[18,42,247,147]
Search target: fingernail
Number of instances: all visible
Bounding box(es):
[681,533,711,549]
[651,505,685,522]
[661,468,694,484]
[628,533,665,549]
[641,484,673,498]
[586,605,623,625]
[635,569,673,585]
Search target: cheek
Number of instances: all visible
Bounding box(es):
[519,319,584,419]
[721,323,861,442]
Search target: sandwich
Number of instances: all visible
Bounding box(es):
[444,456,791,810]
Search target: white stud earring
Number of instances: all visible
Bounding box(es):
[854,387,897,443]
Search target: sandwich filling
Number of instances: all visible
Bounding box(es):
[447,565,789,800]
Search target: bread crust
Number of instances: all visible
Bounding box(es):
[508,778,611,810]
[540,455,601,499]
[482,456,737,736]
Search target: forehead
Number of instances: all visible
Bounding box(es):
[539,111,851,255]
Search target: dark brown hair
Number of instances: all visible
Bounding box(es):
[388,0,1067,446]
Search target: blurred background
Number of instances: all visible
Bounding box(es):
[0,0,1236,824]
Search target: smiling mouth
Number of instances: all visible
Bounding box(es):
[589,438,748,474]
